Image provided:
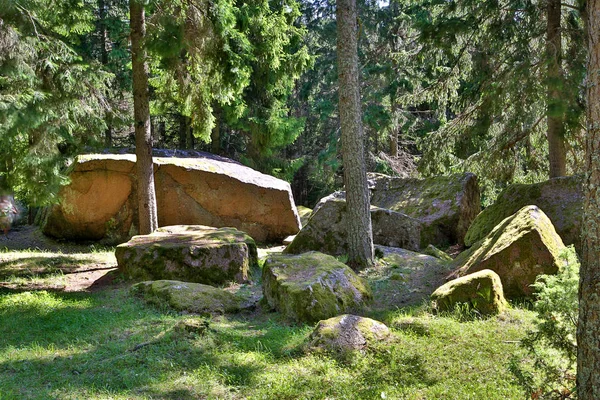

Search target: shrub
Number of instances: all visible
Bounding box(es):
[509,246,578,399]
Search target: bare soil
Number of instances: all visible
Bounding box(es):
[0,225,118,292]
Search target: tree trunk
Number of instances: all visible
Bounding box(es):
[130,0,158,235]
[547,0,567,178]
[336,0,374,270]
[578,1,600,397]
[99,0,113,148]
[211,107,221,155]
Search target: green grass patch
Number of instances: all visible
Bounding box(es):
[0,247,536,399]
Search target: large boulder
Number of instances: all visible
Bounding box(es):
[131,280,242,315]
[309,314,390,352]
[450,206,566,298]
[284,192,421,256]
[262,252,372,323]
[116,225,258,286]
[464,175,583,252]
[42,153,301,244]
[431,269,507,316]
[368,172,481,247]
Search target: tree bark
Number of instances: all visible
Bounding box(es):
[211,107,221,155]
[578,1,600,396]
[130,0,158,235]
[337,0,374,269]
[99,0,113,148]
[547,0,567,178]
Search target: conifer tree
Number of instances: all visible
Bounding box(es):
[337,0,374,269]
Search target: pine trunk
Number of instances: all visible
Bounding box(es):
[547,0,566,178]
[99,0,113,148]
[130,0,158,235]
[336,0,374,270]
[577,1,600,397]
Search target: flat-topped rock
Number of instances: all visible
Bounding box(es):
[42,153,301,244]
[116,225,258,285]
[450,206,566,298]
[369,172,480,247]
[262,252,372,323]
[131,280,242,315]
[285,192,421,256]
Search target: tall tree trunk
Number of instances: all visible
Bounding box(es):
[130,0,157,235]
[336,0,374,270]
[578,1,600,397]
[99,0,113,148]
[547,0,567,178]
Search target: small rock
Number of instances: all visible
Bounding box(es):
[309,314,390,352]
[431,269,507,316]
[131,280,242,315]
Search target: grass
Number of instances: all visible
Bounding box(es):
[0,248,537,399]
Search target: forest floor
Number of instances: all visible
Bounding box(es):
[0,226,540,399]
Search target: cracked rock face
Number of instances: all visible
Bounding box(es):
[42,153,301,244]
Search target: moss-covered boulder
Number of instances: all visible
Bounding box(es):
[431,269,507,315]
[450,206,566,298]
[369,172,481,247]
[464,175,583,251]
[116,225,258,285]
[423,244,453,261]
[284,192,421,256]
[131,280,241,315]
[262,252,372,323]
[309,314,390,352]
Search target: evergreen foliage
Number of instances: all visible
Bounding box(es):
[0,0,111,205]
[510,247,578,398]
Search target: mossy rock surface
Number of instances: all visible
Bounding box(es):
[309,314,390,352]
[296,206,313,227]
[431,269,507,316]
[451,206,566,298]
[262,251,372,323]
[365,246,454,310]
[285,192,421,256]
[369,172,481,247]
[423,244,453,261]
[131,280,241,315]
[116,225,258,285]
[464,175,583,251]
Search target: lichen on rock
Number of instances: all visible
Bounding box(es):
[116,225,258,286]
[308,314,390,352]
[262,252,372,323]
[431,269,507,316]
[368,172,481,247]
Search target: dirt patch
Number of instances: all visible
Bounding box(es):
[0,225,118,292]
